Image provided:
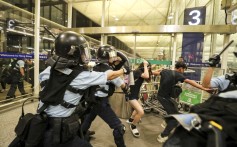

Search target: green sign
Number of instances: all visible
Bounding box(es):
[129,59,172,65]
[179,89,202,105]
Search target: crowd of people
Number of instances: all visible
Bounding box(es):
[8,30,237,147]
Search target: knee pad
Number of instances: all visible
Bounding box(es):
[113,124,126,136]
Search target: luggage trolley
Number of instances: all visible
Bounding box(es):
[139,82,167,116]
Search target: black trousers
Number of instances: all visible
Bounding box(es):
[7,73,26,97]
[42,127,92,147]
[81,97,125,147]
[157,96,179,137]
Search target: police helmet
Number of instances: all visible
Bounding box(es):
[54,31,90,64]
[97,45,117,60]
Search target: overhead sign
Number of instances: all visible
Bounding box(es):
[0,52,47,60]
[184,6,206,25]
[7,19,16,29]
[182,6,206,81]
[129,58,172,65]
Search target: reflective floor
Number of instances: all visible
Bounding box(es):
[90,112,164,147]
[0,98,165,147]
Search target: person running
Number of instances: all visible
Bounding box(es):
[153,61,210,143]
[126,60,152,137]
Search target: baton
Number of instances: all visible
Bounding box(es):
[43,26,56,38]
[218,40,234,56]
[117,51,135,85]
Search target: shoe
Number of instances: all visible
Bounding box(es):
[6,95,15,99]
[126,119,133,124]
[157,134,168,143]
[21,92,28,95]
[130,124,140,137]
[0,89,5,93]
[161,121,167,129]
[126,118,141,124]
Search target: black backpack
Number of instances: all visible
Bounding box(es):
[9,98,48,147]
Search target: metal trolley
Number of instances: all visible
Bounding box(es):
[139,82,167,116]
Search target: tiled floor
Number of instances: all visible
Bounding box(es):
[90,112,164,147]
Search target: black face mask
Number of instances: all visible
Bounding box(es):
[47,55,78,69]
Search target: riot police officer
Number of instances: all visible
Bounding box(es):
[6,58,27,99]
[81,45,129,147]
[38,31,130,147]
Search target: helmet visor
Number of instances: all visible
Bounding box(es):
[80,42,91,64]
[108,50,118,63]
[109,50,117,58]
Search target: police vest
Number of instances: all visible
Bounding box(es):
[93,63,116,97]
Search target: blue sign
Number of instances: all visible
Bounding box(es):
[182,6,206,81]
[0,52,48,60]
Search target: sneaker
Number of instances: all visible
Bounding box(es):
[6,95,15,99]
[161,121,167,128]
[157,134,168,143]
[126,118,142,124]
[126,119,132,124]
[130,124,140,137]
[0,89,5,93]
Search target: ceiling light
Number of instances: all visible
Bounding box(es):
[168,15,173,19]
[168,12,174,19]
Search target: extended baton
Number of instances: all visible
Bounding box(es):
[218,40,234,56]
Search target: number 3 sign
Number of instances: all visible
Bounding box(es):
[183,6,206,25]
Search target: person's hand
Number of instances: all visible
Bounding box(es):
[203,87,212,93]
[122,65,130,75]
[143,60,148,65]
[208,54,220,67]
[115,57,122,62]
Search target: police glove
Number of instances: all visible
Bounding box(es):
[208,54,220,67]
[122,83,130,96]
[122,65,130,75]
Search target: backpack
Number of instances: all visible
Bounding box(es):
[2,59,19,84]
[9,98,48,147]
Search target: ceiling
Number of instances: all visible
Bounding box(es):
[66,0,237,62]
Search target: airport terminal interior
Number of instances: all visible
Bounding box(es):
[0,0,237,147]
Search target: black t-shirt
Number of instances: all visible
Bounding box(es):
[129,69,144,99]
[158,69,185,98]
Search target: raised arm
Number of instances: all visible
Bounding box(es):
[202,67,215,88]
[141,61,149,79]
[184,79,210,91]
